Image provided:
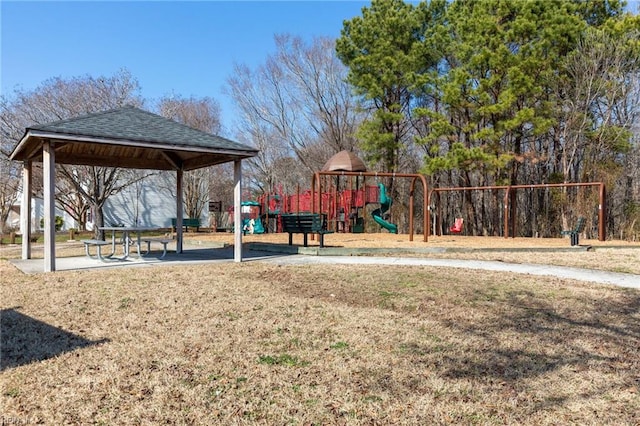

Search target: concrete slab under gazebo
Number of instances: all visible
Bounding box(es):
[8,105,258,272]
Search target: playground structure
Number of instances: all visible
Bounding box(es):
[239,201,265,235]
[311,171,429,242]
[226,179,606,243]
[371,182,398,234]
[228,184,376,234]
[256,184,384,234]
[230,150,428,240]
[229,172,428,242]
[236,182,405,236]
[231,180,606,242]
[225,146,605,242]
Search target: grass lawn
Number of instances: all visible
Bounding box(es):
[1,246,639,424]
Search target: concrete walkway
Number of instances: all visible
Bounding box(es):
[8,245,639,289]
[263,255,640,289]
[8,245,273,274]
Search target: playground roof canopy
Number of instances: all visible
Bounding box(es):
[321,150,367,172]
[9,105,258,171]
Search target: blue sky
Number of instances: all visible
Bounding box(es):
[1,1,371,134]
[3,1,639,135]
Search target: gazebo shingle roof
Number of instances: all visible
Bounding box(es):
[10,105,258,171]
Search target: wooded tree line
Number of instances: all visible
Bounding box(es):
[333,0,640,239]
[1,0,639,240]
[232,0,640,239]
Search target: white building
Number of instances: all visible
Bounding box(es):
[7,172,210,233]
[9,195,75,232]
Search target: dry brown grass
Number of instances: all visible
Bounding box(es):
[1,248,639,425]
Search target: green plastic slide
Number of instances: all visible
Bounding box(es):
[371,183,398,234]
[253,218,265,234]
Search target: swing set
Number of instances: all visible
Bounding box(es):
[428,182,606,240]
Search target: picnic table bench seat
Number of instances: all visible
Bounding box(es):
[81,239,110,261]
[141,237,172,259]
[280,213,333,248]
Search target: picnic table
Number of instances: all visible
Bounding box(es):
[81,227,170,261]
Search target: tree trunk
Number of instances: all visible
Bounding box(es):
[93,203,105,240]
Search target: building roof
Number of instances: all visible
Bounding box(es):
[9,105,258,171]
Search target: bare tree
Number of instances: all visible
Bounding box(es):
[0,158,20,231]
[1,97,36,231]
[235,122,289,194]
[55,169,91,230]
[58,166,149,231]
[158,96,221,134]
[226,34,365,193]
[157,95,222,220]
[1,69,144,237]
[208,163,235,207]
[558,29,640,230]
[274,34,361,154]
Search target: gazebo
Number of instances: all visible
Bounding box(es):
[8,105,258,272]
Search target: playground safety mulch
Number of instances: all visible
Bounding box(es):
[190,231,639,249]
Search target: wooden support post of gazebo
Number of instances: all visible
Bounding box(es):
[21,160,32,260]
[43,141,56,272]
[234,160,242,262]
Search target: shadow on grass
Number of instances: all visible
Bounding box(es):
[438,288,640,381]
[281,270,640,389]
[1,308,109,371]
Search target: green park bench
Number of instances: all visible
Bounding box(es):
[561,217,586,246]
[280,213,334,248]
[171,218,201,232]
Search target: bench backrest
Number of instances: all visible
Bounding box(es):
[281,214,326,233]
[574,217,586,233]
[171,218,200,226]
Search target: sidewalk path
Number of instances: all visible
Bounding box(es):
[264,255,640,289]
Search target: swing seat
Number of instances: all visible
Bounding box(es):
[450,217,464,234]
